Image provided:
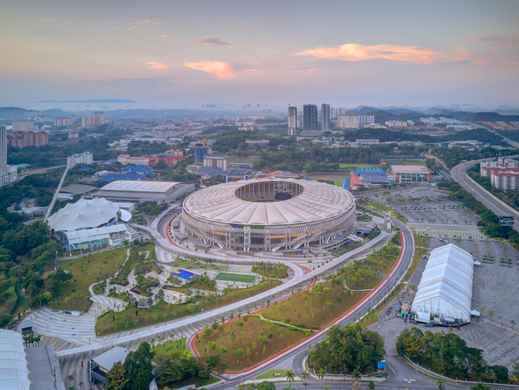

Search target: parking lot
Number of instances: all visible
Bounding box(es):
[369,185,519,369]
[365,185,479,225]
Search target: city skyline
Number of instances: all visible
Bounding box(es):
[1,0,519,108]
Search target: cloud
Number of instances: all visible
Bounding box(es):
[297,42,446,64]
[184,61,235,79]
[128,17,161,31]
[146,61,169,71]
[199,37,232,46]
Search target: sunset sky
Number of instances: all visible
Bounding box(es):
[1,0,519,108]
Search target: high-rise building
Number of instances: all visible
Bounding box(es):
[288,106,297,136]
[303,105,318,130]
[320,104,331,131]
[0,126,7,168]
[336,114,375,129]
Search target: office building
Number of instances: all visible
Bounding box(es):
[288,106,297,136]
[0,126,6,168]
[0,127,17,187]
[193,143,208,163]
[303,105,318,130]
[320,104,331,130]
[67,152,94,168]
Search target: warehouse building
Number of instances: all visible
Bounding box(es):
[96,180,195,203]
[390,164,432,184]
[412,243,475,325]
[0,329,30,390]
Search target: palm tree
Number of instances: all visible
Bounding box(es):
[286,369,295,384]
[301,370,309,390]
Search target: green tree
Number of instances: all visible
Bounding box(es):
[471,385,490,390]
[106,362,126,390]
[123,342,153,390]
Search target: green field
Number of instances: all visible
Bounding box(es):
[51,248,127,312]
[215,272,256,283]
[338,163,383,169]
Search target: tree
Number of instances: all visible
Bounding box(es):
[286,369,295,384]
[123,342,153,390]
[256,383,275,390]
[106,362,126,390]
[368,381,376,389]
[471,385,490,390]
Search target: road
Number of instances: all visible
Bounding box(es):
[451,159,519,232]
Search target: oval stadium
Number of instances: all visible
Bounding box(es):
[179,179,356,252]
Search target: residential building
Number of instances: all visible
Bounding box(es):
[336,114,375,129]
[117,149,184,167]
[193,143,208,163]
[67,151,94,168]
[489,168,519,191]
[480,157,519,177]
[0,126,6,168]
[203,155,228,171]
[55,117,74,127]
[303,104,318,130]
[390,164,432,184]
[320,103,331,130]
[81,111,106,128]
[13,121,34,131]
[288,105,297,136]
[0,127,18,187]
[7,130,49,148]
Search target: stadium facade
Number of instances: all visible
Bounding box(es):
[179,179,356,252]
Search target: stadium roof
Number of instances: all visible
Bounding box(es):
[183,178,354,226]
[0,330,30,390]
[48,198,120,232]
[100,180,179,193]
[412,244,474,323]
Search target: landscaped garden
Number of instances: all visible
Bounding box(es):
[194,234,402,371]
[50,247,127,312]
[96,278,281,336]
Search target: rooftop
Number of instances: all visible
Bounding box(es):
[100,180,180,193]
[391,164,431,175]
[0,329,30,390]
[48,198,121,232]
[92,347,129,372]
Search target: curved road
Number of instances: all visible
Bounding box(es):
[451,159,519,232]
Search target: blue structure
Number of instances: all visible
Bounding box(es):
[354,167,385,175]
[97,165,153,185]
[193,145,208,163]
[175,268,198,281]
[354,167,389,186]
[342,177,350,191]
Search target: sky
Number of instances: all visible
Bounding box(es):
[1,0,519,109]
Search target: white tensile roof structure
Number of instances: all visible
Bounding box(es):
[99,180,179,193]
[0,329,30,390]
[48,198,120,232]
[412,243,474,324]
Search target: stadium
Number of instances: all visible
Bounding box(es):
[179,179,356,252]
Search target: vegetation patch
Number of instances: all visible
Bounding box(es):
[397,327,511,384]
[252,262,289,279]
[51,247,126,312]
[216,272,256,283]
[195,237,402,371]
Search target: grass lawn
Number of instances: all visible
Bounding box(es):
[51,248,127,312]
[112,243,156,286]
[256,369,294,380]
[216,272,256,283]
[96,278,281,335]
[194,316,305,371]
[195,237,402,371]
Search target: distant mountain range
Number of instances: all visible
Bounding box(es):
[1,105,519,122]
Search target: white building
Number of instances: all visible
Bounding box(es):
[336,114,375,129]
[288,106,297,136]
[480,157,519,177]
[0,126,18,187]
[0,329,31,390]
[412,244,474,325]
[203,155,228,171]
[67,151,94,168]
[390,165,432,184]
[48,197,133,252]
[96,180,195,203]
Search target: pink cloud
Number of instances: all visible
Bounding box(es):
[184,61,235,79]
[297,43,447,64]
[199,37,232,46]
[146,61,169,71]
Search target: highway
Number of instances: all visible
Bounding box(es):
[451,159,519,232]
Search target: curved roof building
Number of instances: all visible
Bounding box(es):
[180,179,356,252]
[412,244,474,325]
[48,198,120,232]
